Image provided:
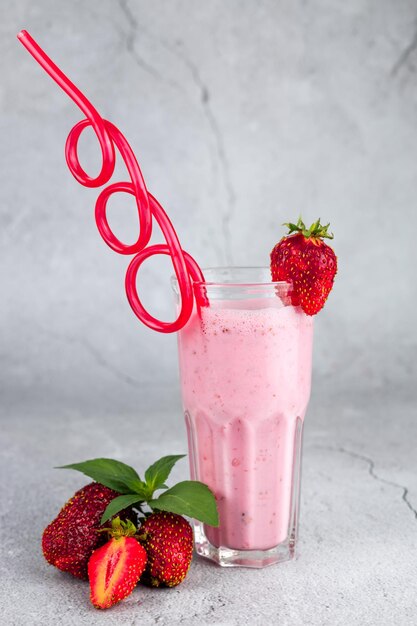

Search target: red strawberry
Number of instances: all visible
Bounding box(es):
[88,517,147,609]
[139,512,193,587]
[42,482,124,579]
[270,217,337,315]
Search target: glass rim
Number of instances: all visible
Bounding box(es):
[172,266,290,288]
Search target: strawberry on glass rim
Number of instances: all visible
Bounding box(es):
[270,217,338,315]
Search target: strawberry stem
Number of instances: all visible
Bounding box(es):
[99,517,137,540]
[283,216,334,240]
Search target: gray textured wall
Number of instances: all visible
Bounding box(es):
[1,0,416,414]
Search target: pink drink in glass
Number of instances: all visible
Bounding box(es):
[174,268,313,567]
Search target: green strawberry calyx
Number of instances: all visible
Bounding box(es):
[97,517,137,540]
[57,455,219,528]
[284,216,334,240]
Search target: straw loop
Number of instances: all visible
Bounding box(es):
[65,118,115,188]
[17,30,205,333]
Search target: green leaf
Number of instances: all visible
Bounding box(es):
[148,480,219,527]
[144,455,186,494]
[126,479,149,497]
[100,494,143,525]
[57,458,142,494]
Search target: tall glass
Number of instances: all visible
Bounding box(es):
[172,267,313,568]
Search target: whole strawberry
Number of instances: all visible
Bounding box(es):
[47,455,218,588]
[42,482,122,579]
[270,217,337,315]
[139,512,193,587]
[89,517,147,609]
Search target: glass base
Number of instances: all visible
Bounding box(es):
[193,521,298,568]
[190,416,304,568]
[188,416,304,569]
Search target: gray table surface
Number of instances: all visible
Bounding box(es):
[2,0,417,623]
[1,384,416,626]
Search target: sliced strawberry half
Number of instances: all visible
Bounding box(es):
[88,518,147,610]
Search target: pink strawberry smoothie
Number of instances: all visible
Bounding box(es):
[177,300,313,551]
